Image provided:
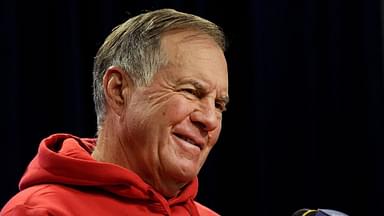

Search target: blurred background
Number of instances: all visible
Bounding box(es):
[1,0,383,215]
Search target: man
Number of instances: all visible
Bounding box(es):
[1,8,229,216]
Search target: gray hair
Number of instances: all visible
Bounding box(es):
[93,8,226,126]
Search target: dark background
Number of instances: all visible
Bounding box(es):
[1,0,383,215]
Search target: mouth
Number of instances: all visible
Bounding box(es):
[173,133,203,150]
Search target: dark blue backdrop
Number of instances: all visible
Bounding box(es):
[1,0,383,215]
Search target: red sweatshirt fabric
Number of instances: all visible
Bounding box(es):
[1,133,219,216]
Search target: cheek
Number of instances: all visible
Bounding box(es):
[162,97,193,122]
[209,124,222,146]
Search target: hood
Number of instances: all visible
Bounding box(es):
[19,133,198,204]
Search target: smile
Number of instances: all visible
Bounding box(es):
[173,133,203,150]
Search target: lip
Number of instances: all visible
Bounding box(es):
[172,132,205,150]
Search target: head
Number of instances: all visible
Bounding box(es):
[92,8,229,197]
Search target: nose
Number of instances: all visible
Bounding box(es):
[190,99,221,131]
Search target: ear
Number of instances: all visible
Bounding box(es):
[102,66,131,117]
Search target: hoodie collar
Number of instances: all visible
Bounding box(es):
[19,133,199,204]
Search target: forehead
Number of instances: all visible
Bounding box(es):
[160,30,228,92]
[161,30,223,56]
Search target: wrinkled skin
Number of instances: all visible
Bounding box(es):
[93,30,229,197]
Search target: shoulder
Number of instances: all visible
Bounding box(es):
[1,205,51,216]
[1,185,52,215]
[1,184,81,216]
[194,201,220,216]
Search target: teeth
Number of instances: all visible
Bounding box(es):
[182,136,195,145]
[175,133,202,150]
[178,135,196,145]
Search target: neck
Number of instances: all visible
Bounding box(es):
[92,117,188,198]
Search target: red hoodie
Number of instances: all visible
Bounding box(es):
[1,133,219,216]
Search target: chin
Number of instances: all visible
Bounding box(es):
[163,155,202,183]
[173,164,200,183]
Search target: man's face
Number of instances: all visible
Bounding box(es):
[120,31,228,196]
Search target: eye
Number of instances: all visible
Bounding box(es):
[181,88,200,97]
[183,88,196,94]
[215,101,227,112]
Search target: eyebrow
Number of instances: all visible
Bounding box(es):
[219,95,230,105]
[178,79,229,105]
